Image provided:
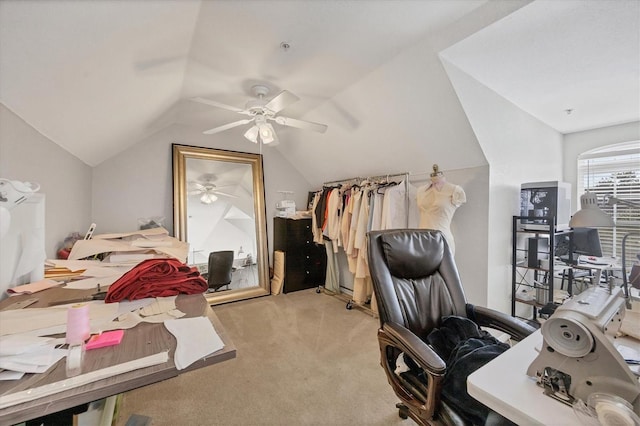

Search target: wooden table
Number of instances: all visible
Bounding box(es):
[0,288,236,425]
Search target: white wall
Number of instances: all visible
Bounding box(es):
[0,103,92,258]
[275,34,487,188]
[441,61,564,313]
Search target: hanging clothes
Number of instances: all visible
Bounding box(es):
[310,191,324,244]
[346,187,363,272]
[380,180,419,229]
[325,187,343,252]
[324,241,340,293]
[340,186,353,252]
[354,186,371,279]
[369,189,385,232]
[317,173,411,309]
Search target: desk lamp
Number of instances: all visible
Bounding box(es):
[605,196,640,306]
[568,191,614,228]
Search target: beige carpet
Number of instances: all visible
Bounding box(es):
[115,289,415,426]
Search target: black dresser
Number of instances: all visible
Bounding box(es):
[273,217,327,293]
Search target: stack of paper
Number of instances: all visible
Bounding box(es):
[68,227,188,263]
[44,266,87,280]
[0,335,66,380]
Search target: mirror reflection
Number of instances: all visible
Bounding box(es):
[173,144,270,305]
[186,159,258,288]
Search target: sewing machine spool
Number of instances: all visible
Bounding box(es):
[543,316,595,358]
[573,393,640,426]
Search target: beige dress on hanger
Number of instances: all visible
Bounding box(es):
[416,180,466,255]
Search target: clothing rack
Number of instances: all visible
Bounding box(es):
[323,177,364,187]
[317,172,411,315]
[323,172,409,187]
[322,172,409,227]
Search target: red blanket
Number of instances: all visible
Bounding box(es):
[105,258,207,303]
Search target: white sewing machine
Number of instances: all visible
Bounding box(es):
[275,199,295,217]
[527,285,640,421]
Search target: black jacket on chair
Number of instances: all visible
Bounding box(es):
[367,229,535,426]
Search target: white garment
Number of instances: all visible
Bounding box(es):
[354,187,372,279]
[380,180,419,229]
[340,189,352,251]
[346,189,362,258]
[369,190,384,231]
[310,192,324,244]
[416,181,466,254]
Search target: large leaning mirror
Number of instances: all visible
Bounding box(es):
[172,144,270,305]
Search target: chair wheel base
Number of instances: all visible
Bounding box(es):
[396,403,409,419]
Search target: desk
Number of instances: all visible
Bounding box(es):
[467,330,639,425]
[0,288,236,425]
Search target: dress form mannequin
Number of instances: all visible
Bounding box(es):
[417,164,466,255]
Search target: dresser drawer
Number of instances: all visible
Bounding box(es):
[274,217,327,294]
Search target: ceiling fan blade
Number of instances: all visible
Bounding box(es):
[203,118,254,135]
[274,116,328,133]
[188,189,204,196]
[191,97,252,116]
[212,191,239,198]
[264,90,300,113]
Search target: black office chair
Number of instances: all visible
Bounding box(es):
[368,229,535,426]
[203,250,234,292]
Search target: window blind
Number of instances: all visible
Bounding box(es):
[576,140,640,264]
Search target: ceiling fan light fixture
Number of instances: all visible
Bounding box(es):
[194,87,327,143]
[200,193,218,204]
[259,123,277,144]
[243,125,259,143]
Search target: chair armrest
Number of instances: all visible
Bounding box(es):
[466,304,536,341]
[383,322,446,374]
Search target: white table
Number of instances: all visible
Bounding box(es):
[468,329,640,425]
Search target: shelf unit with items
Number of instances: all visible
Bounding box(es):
[273,217,327,294]
[511,215,575,320]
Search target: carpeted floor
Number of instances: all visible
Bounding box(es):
[115,289,414,426]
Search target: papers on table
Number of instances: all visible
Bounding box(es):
[0,301,121,337]
[64,275,122,290]
[0,335,66,377]
[68,227,188,262]
[99,296,185,331]
[0,296,182,381]
[0,334,58,356]
[6,279,61,295]
[164,316,224,370]
[0,346,67,374]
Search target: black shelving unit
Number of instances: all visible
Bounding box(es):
[273,217,327,293]
[511,215,574,319]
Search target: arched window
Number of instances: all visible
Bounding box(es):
[577,140,640,264]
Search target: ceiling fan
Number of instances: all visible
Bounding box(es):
[191,85,328,145]
[188,175,237,204]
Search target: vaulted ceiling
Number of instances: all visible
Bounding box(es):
[1,0,638,167]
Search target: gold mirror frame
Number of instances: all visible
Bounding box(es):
[172,144,270,305]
